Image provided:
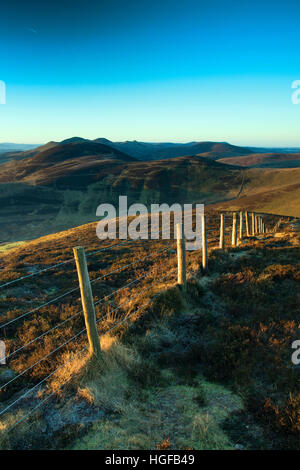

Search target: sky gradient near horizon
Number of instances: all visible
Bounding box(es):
[1,0,300,146]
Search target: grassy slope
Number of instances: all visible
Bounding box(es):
[211,167,300,217]
[1,147,300,243]
[1,213,300,449]
[0,141,135,184]
[69,223,300,450]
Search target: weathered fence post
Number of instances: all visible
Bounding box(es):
[239,211,243,241]
[219,213,225,249]
[232,212,237,247]
[0,340,6,365]
[251,212,255,236]
[245,211,250,237]
[202,214,208,272]
[176,223,186,290]
[73,246,101,358]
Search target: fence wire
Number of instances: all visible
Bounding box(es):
[0,211,284,438]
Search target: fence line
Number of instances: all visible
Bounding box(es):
[2,270,177,434]
[0,255,176,389]
[0,210,294,437]
[0,286,80,330]
[3,265,166,362]
[0,236,170,330]
[0,228,168,290]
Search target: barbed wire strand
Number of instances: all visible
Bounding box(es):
[90,245,170,286]
[1,263,176,390]
[2,270,177,433]
[0,344,88,420]
[3,296,152,433]
[3,248,171,361]
[0,286,80,330]
[0,229,165,289]
[0,219,213,289]
[0,326,89,391]
[0,242,171,330]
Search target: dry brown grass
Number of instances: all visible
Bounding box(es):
[0,210,298,449]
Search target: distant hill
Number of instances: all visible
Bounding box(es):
[218,153,300,168]
[0,141,59,164]
[0,137,255,171]
[250,146,300,154]
[0,143,38,154]
[3,138,300,165]
[1,136,300,242]
[0,140,136,188]
[0,153,244,242]
[95,138,254,161]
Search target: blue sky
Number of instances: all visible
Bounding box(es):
[1,0,300,145]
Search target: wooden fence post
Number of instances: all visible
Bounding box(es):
[73,246,101,358]
[245,211,250,237]
[255,215,259,234]
[202,214,208,272]
[219,213,225,249]
[176,223,186,290]
[239,211,243,241]
[251,212,255,236]
[232,212,237,247]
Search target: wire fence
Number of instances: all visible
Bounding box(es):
[0,210,290,438]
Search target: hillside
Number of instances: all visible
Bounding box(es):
[0,213,299,449]
[0,138,254,165]
[95,139,254,161]
[0,141,135,185]
[212,167,300,217]
[0,155,244,242]
[218,153,300,168]
[1,137,300,245]
[1,146,300,243]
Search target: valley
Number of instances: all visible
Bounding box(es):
[1,138,300,243]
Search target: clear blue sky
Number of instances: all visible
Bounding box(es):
[1,0,300,146]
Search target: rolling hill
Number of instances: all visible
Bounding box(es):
[1,136,300,243]
[218,153,300,168]
[0,140,136,188]
[0,143,38,154]
[4,138,300,167]
[0,207,299,450]
[0,147,244,242]
[95,138,254,161]
[0,142,60,164]
[211,167,300,217]
[0,138,254,165]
